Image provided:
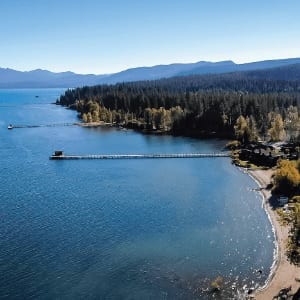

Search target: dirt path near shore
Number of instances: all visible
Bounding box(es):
[248,169,300,299]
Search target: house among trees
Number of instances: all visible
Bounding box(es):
[238,142,299,167]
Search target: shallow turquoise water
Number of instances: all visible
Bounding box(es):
[0,89,274,299]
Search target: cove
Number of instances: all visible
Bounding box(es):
[0,89,275,299]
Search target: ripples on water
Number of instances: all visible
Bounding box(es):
[0,89,275,299]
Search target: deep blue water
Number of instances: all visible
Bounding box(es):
[0,89,275,299]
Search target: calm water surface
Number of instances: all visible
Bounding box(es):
[0,89,275,299]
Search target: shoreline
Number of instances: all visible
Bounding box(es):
[74,120,234,139]
[62,116,299,296]
[247,169,299,299]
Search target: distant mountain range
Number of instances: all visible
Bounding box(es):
[1,57,300,88]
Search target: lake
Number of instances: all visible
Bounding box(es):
[0,89,275,299]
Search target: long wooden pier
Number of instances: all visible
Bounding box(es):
[8,123,76,129]
[50,152,230,160]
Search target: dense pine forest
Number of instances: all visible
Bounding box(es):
[58,71,300,141]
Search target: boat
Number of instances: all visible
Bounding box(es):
[7,124,13,130]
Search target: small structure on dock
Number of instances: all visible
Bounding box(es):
[54,151,64,157]
[50,151,64,160]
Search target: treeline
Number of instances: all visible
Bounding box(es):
[273,160,300,197]
[58,73,300,140]
[273,159,300,264]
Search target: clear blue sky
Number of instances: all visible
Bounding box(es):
[0,0,299,74]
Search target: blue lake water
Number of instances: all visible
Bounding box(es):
[0,89,275,299]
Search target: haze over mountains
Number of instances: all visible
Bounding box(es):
[1,57,300,88]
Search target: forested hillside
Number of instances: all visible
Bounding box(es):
[58,71,300,141]
[242,63,300,81]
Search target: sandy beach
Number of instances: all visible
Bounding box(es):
[248,169,300,299]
